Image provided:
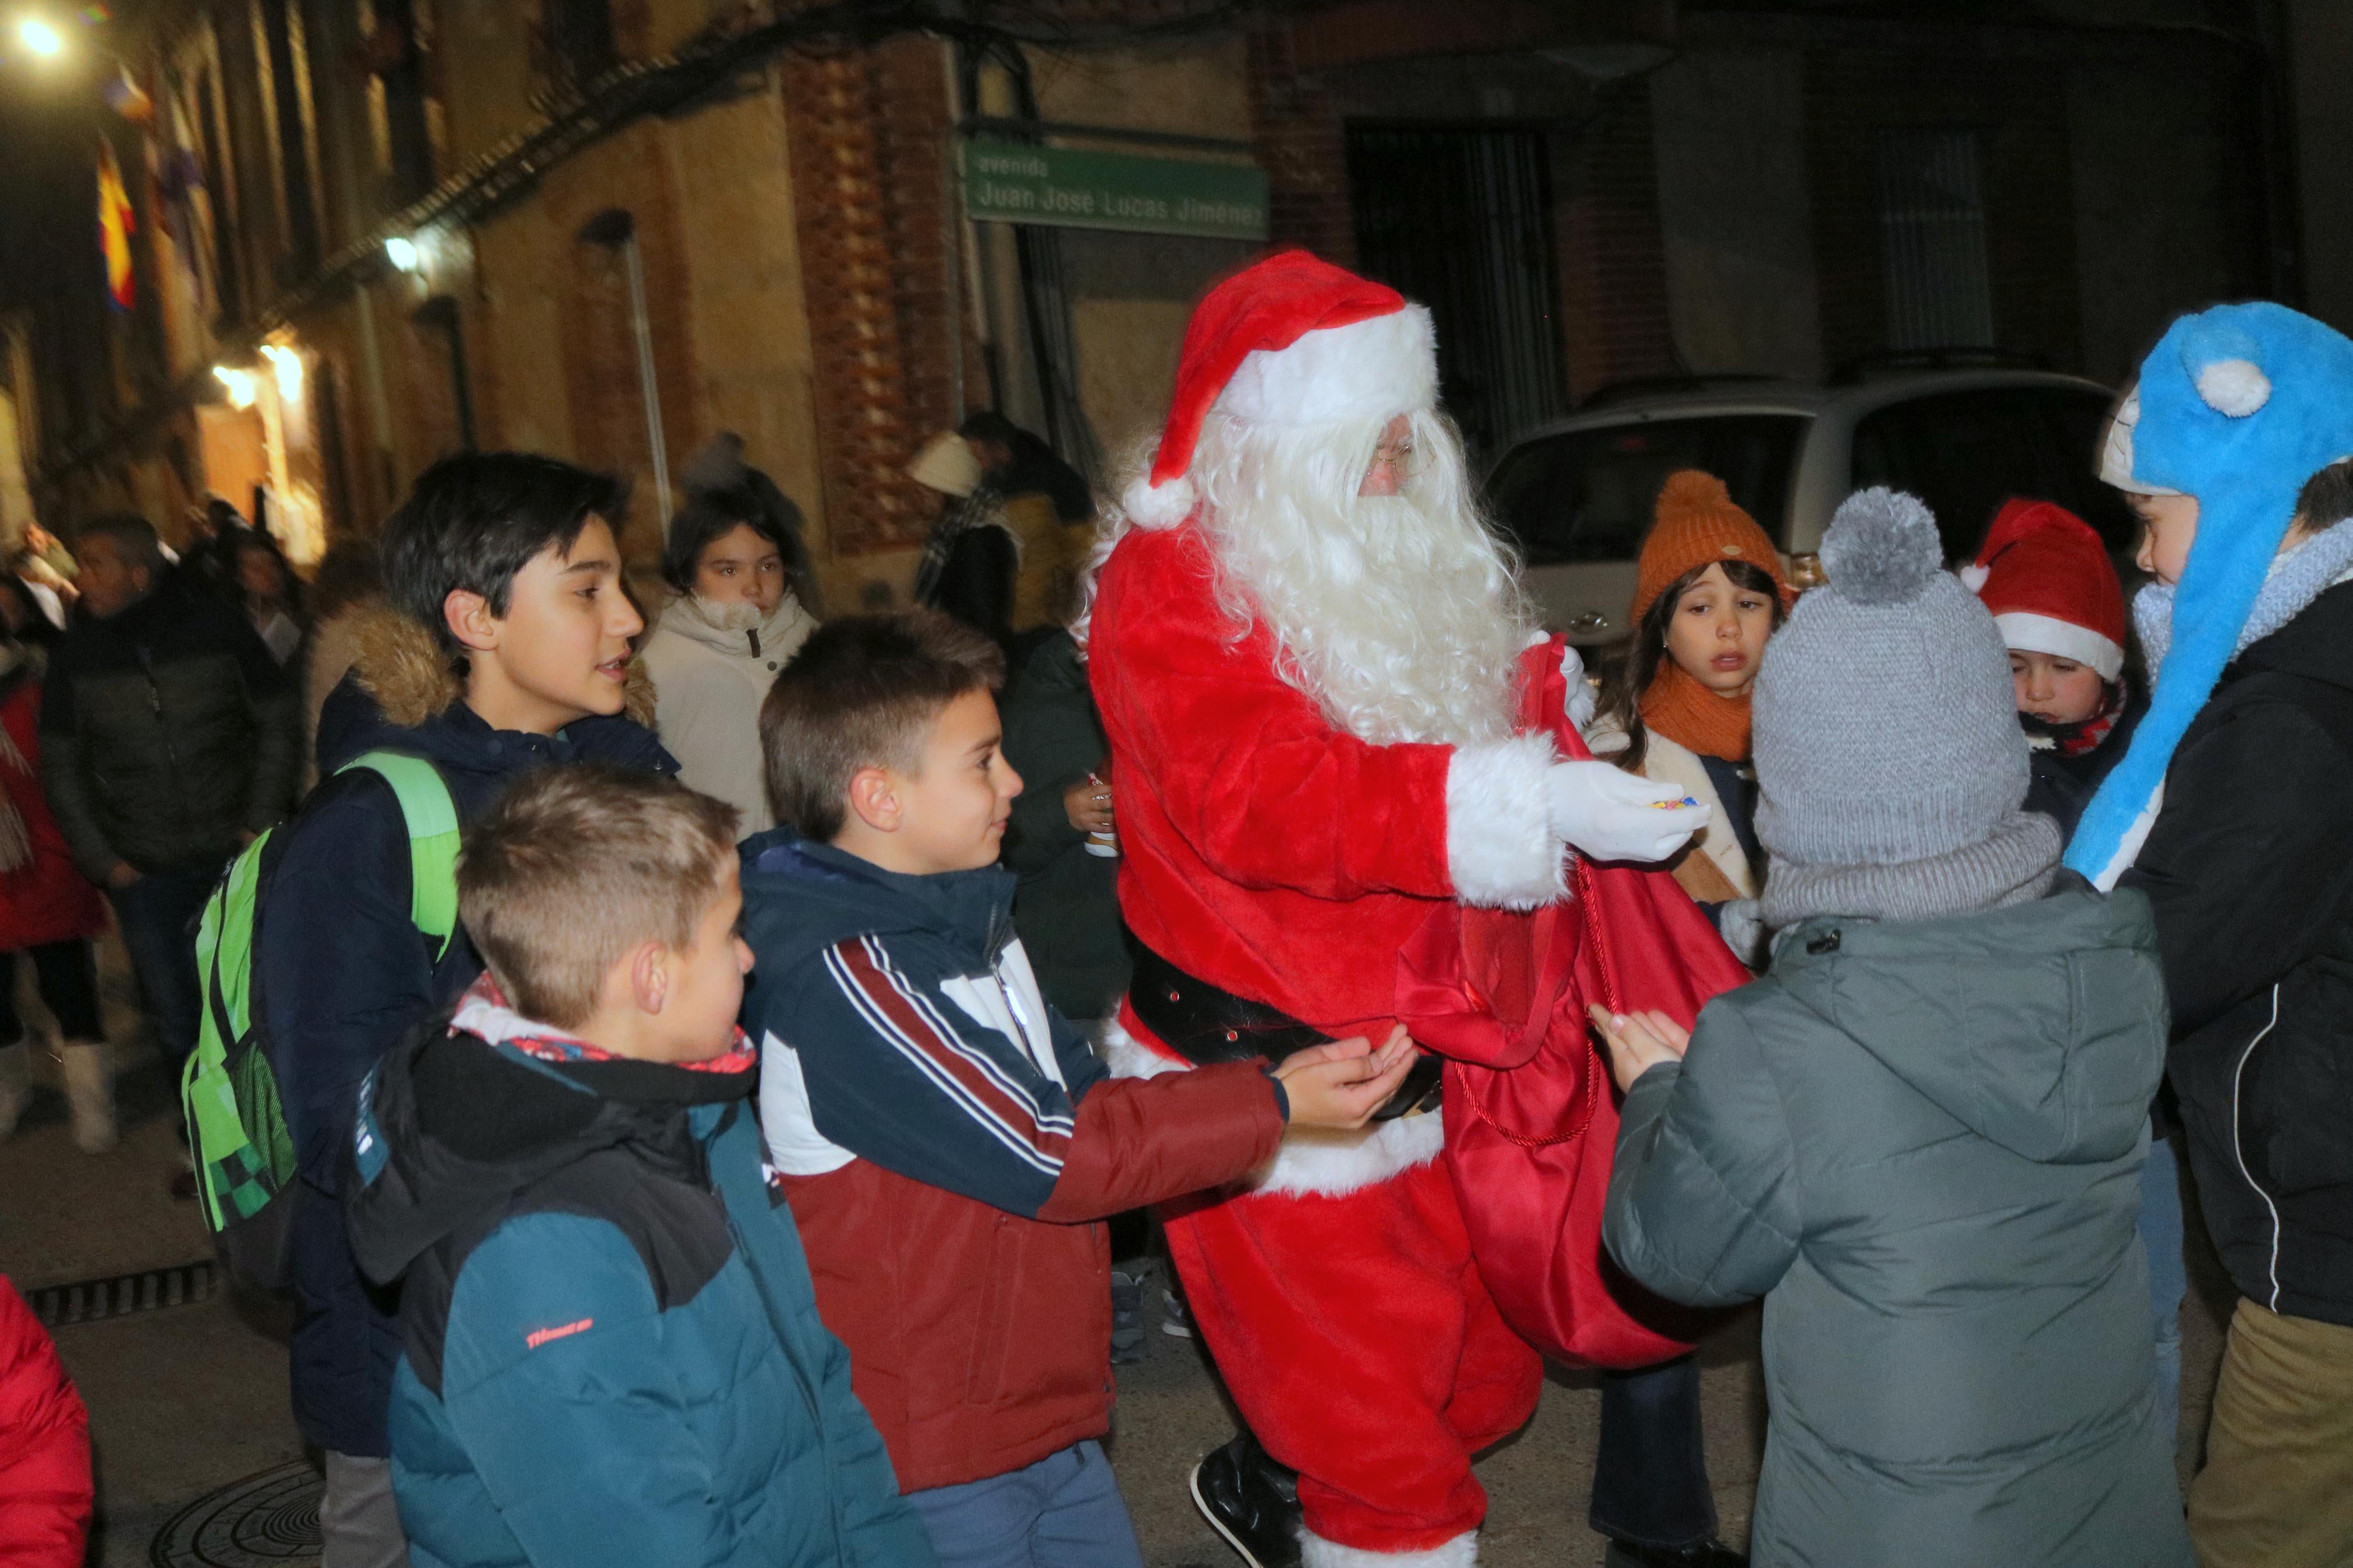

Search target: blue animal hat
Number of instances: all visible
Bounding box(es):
[2069,302,2353,886]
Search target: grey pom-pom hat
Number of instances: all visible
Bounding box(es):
[1753,488,2032,869]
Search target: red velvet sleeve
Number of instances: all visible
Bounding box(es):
[1092,531,1458,901]
[1035,1061,1286,1222]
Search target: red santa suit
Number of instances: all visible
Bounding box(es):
[1089,253,1587,1566]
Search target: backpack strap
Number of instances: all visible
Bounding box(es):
[339,750,461,962]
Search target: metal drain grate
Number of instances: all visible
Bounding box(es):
[150,1459,320,1567]
[26,1259,218,1328]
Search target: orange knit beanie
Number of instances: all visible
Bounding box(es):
[1629,470,1791,625]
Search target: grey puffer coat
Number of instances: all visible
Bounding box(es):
[1605,882,2190,1567]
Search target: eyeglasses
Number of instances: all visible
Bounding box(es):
[1367,438,1422,481]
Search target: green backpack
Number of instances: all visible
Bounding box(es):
[182,751,460,1292]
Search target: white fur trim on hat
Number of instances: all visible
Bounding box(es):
[1216,306,1439,431]
[2099,387,2184,497]
[1446,733,1566,911]
[1301,1527,1477,1567]
[2195,358,2272,418]
[1992,611,2125,682]
[1120,472,1197,531]
[1097,1012,1446,1197]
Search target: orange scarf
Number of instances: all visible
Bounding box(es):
[1639,658,1752,763]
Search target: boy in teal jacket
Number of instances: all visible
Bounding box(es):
[345,765,932,1567]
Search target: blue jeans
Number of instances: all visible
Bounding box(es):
[1590,1353,1717,1549]
[906,1440,1142,1568]
[108,863,223,1069]
[2141,1125,2187,1454]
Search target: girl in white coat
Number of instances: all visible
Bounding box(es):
[1589,470,1791,931]
[640,488,818,833]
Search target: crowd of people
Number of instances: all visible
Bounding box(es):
[2,252,2351,1568]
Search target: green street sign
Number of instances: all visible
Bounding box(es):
[961,138,1269,241]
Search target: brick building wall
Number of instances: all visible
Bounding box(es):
[1552,78,1678,402]
[1244,22,1355,265]
[1802,37,2083,373]
[782,36,965,559]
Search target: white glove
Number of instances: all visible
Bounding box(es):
[1561,643,1598,733]
[1546,760,1712,864]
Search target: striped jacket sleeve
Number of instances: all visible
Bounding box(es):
[780,932,1084,1217]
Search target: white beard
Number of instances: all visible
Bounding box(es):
[1191,413,1532,747]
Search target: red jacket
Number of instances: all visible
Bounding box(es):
[0,1278,91,1568]
[781,1064,1282,1491]
[0,674,107,952]
[1088,523,1566,1043]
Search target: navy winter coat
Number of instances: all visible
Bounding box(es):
[345,994,932,1568]
[258,609,673,1457]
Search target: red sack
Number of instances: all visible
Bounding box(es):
[1397,661,1753,1369]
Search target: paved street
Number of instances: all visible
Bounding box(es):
[3,937,2233,1567]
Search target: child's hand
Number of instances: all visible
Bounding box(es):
[1063,774,1114,834]
[1588,1005,1691,1093]
[1275,1025,1419,1130]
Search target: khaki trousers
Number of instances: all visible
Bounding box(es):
[2189,1297,2353,1568]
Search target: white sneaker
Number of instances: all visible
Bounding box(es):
[58,1041,117,1154]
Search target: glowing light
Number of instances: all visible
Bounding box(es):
[212,365,255,408]
[259,343,301,400]
[383,235,418,272]
[17,17,64,56]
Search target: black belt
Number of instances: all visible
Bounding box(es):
[1126,942,1441,1122]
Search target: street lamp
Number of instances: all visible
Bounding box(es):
[213,365,256,409]
[17,16,64,57]
[384,235,419,273]
[259,343,301,400]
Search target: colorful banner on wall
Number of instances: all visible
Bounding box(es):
[97,138,136,311]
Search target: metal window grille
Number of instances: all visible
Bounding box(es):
[1875,128,1994,350]
[1347,125,1568,459]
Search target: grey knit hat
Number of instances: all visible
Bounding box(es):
[1754,489,2031,869]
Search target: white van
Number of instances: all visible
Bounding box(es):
[1485,365,2135,643]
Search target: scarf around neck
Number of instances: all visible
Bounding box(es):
[1639,657,1752,762]
[913,488,1016,607]
[1761,809,2061,930]
[2132,517,2353,673]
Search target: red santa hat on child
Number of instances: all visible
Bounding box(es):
[1960,498,2128,682]
[1123,250,1438,528]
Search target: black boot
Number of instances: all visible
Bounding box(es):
[1190,1431,1301,1568]
[1601,1538,1749,1567]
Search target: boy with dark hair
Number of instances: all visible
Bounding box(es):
[259,452,673,1566]
[41,511,301,1156]
[740,610,1418,1568]
[345,766,934,1568]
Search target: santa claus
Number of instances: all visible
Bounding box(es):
[1085,251,1710,1566]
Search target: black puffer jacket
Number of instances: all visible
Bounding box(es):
[2123,580,2353,1325]
[38,579,301,879]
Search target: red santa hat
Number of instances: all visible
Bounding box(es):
[1123,250,1437,528]
[1960,499,2128,682]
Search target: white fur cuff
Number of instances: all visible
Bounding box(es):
[1301,1528,1477,1567]
[1446,734,1566,910]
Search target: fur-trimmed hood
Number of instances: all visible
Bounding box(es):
[315,598,672,780]
[340,599,658,730]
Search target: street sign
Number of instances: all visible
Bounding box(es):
[961,138,1269,241]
